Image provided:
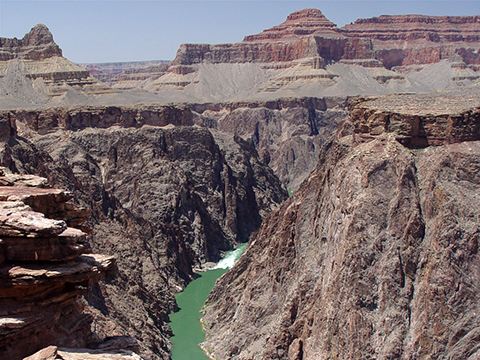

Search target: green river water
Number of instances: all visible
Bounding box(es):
[169,243,247,360]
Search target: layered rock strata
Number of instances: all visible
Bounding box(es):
[173,9,480,68]
[79,61,170,86]
[5,103,193,134]
[341,15,480,68]
[1,103,287,359]
[202,92,480,359]
[0,24,62,61]
[0,171,118,360]
[0,24,109,104]
[2,98,345,190]
[120,8,478,98]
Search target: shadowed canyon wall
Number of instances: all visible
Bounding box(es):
[0,104,287,359]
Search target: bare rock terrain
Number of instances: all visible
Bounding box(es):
[191,97,348,189]
[114,8,478,101]
[2,10,480,107]
[0,171,123,360]
[202,92,480,360]
[0,24,110,106]
[0,103,287,359]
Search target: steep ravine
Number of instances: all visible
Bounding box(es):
[0,105,287,359]
[202,93,480,359]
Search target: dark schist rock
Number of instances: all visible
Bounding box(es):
[0,173,120,360]
[2,105,287,359]
[2,103,193,134]
[202,93,480,360]
[191,97,349,190]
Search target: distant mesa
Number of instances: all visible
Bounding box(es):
[172,8,480,68]
[0,23,62,61]
[3,9,480,106]
[0,24,110,105]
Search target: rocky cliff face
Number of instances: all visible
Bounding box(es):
[0,24,62,61]
[0,104,287,359]
[172,9,480,68]
[341,15,480,68]
[125,8,477,100]
[171,9,346,66]
[0,170,119,360]
[191,97,348,190]
[202,92,480,359]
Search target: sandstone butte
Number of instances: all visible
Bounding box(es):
[0,24,109,101]
[202,92,480,359]
[172,8,480,68]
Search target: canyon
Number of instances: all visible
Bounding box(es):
[0,169,142,359]
[0,102,287,359]
[202,92,480,359]
[0,6,479,360]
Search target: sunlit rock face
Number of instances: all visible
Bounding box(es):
[173,9,480,67]
[202,92,480,360]
[1,103,287,359]
[0,24,110,104]
[0,171,118,360]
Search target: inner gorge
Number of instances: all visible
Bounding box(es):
[1,4,480,360]
[169,243,247,360]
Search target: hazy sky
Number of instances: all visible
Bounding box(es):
[0,1,479,63]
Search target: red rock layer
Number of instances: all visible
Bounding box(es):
[0,24,62,61]
[341,15,480,67]
[243,8,337,42]
[172,9,480,68]
[0,173,118,360]
[341,15,480,42]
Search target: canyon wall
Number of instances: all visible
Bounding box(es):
[0,103,287,359]
[191,97,348,190]
[172,9,480,68]
[202,92,480,360]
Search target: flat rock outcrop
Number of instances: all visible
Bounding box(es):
[202,92,480,359]
[0,172,119,360]
[349,93,480,147]
[24,344,143,360]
